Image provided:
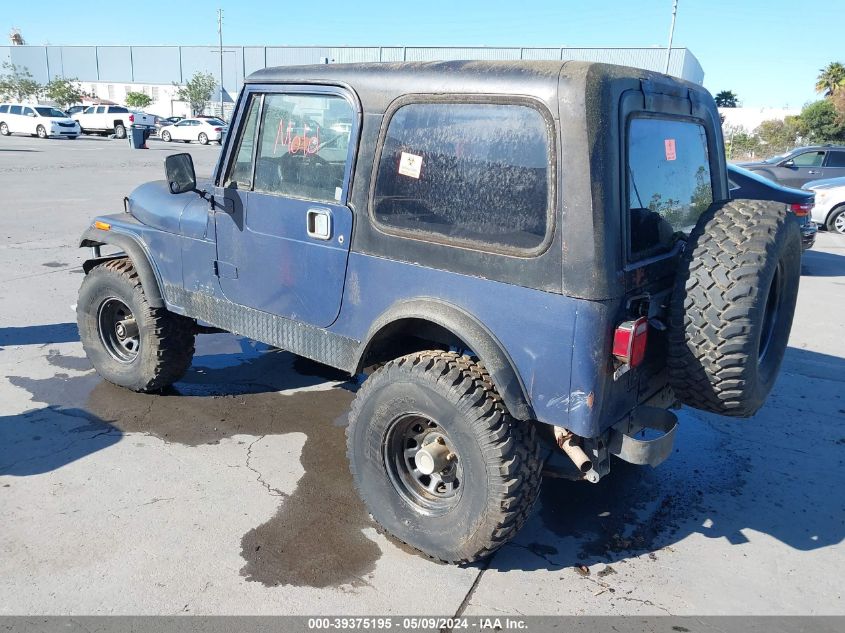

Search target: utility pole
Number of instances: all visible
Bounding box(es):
[217,8,224,118]
[664,0,678,75]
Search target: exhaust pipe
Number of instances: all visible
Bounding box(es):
[554,427,593,473]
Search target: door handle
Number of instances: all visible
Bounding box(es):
[307,208,332,240]
[807,170,819,174]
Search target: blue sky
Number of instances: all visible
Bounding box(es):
[8,0,841,108]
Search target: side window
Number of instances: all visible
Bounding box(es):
[372,102,551,251]
[111,106,128,114]
[792,151,825,167]
[22,107,34,116]
[224,96,262,189]
[825,151,845,167]
[253,93,354,202]
[84,106,94,114]
[627,117,712,260]
[10,105,22,115]
[0,105,8,114]
[96,106,105,114]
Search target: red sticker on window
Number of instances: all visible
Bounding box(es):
[665,139,677,161]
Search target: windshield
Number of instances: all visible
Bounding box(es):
[35,107,68,118]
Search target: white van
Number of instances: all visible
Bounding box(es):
[0,104,81,139]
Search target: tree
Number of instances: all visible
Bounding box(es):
[43,77,85,109]
[0,62,41,102]
[754,118,800,154]
[125,91,153,109]
[174,72,216,116]
[715,90,738,108]
[797,99,845,143]
[815,62,845,97]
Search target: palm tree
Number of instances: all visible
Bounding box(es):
[815,62,845,97]
[715,90,738,108]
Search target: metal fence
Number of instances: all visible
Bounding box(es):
[1,45,704,96]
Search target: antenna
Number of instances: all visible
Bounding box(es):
[217,9,224,118]
[664,0,678,75]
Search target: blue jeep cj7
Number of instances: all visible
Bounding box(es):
[76,61,801,563]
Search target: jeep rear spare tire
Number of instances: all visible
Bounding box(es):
[346,351,542,563]
[668,199,801,417]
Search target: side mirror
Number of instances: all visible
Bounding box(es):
[27,112,36,117]
[781,159,795,168]
[164,153,197,194]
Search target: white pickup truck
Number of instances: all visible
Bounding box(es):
[71,105,155,139]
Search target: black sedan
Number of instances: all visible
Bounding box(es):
[728,164,817,251]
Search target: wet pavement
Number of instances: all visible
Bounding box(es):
[1,134,844,615]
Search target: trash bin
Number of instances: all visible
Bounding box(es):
[128,125,147,149]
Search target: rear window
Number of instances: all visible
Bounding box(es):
[372,102,552,253]
[627,117,712,260]
[826,151,845,167]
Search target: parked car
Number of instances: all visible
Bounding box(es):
[728,164,817,249]
[739,145,845,188]
[158,117,227,144]
[0,103,80,139]
[71,105,155,139]
[75,61,801,564]
[803,176,845,234]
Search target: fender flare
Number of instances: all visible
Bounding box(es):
[355,299,535,421]
[79,226,165,308]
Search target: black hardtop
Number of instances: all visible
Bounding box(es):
[244,60,707,113]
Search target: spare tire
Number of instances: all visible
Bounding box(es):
[668,199,801,417]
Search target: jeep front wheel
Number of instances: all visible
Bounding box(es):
[668,199,801,417]
[77,258,196,392]
[346,351,542,563]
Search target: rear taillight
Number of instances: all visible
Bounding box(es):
[214,127,222,132]
[612,317,649,368]
[129,114,135,123]
[789,202,813,217]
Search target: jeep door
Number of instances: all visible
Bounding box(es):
[212,86,358,327]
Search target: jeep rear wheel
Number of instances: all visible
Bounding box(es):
[347,351,542,563]
[77,258,196,392]
[668,199,801,417]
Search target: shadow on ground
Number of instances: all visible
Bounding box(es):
[0,322,79,348]
[801,248,845,277]
[3,336,844,586]
[488,345,845,574]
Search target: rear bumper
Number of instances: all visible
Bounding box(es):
[801,221,818,251]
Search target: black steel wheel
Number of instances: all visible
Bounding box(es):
[347,351,542,563]
[383,414,463,517]
[78,258,196,392]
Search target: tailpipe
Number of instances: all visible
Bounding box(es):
[554,427,593,473]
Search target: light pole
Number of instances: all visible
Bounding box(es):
[217,8,224,118]
[664,0,678,75]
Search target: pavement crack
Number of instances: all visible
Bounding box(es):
[245,435,286,498]
[613,593,673,615]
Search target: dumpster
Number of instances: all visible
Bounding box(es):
[128,125,147,149]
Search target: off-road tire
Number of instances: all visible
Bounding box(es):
[77,258,196,392]
[826,205,845,235]
[347,350,542,563]
[668,199,801,417]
